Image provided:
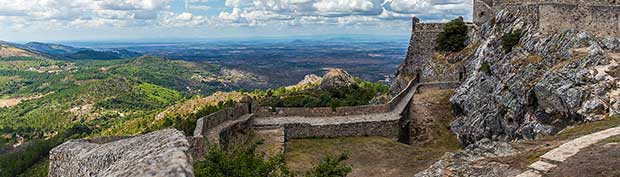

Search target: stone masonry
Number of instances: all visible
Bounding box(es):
[474,0,620,36]
[389,17,470,96]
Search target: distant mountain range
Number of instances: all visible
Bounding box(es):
[0,41,142,60]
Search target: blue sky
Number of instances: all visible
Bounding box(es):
[0,0,472,42]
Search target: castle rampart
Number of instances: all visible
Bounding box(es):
[475,0,620,37]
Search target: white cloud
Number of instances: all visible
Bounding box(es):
[0,0,473,39]
[313,0,383,15]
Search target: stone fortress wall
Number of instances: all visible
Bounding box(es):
[389,17,470,96]
[189,79,461,158]
[475,0,620,37]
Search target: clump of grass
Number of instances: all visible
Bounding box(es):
[527,53,543,64]
[502,30,523,53]
[479,62,491,74]
[600,135,620,144]
[556,116,620,139]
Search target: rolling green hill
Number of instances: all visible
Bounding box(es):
[0,54,261,177]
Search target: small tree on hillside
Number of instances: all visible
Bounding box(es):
[436,17,468,52]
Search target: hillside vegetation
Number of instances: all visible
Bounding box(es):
[0,50,390,176]
[0,54,259,177]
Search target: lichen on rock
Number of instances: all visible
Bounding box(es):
[48,129,193,177]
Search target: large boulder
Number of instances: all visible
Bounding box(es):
[49,129,193,177]
[319,68,357,91]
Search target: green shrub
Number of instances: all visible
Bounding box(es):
[0,139,61,177]
[501,30,523,53]
[436,18,469,52]
[305,152,352,177]
[262,79,388,108]
[479,62,491,74]
[193,144,352,177]
[193,144,293,177]
[17,159,49,177]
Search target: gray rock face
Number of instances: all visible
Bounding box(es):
[319,68,357,91]
[414,139,518,177]
[49,129,193,177]
[449,5,620,145]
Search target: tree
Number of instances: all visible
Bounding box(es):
[436,17,469,52]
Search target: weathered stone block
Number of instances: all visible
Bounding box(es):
[49,129,193,177]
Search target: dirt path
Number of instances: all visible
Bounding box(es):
[517,126,620,177]
[546,138,620,177]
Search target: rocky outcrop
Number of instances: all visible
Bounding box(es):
[450,4,620,145]
[319,68,357,91]
[286,74,322,90]
[414,139,519,177]
[49,129,193,177]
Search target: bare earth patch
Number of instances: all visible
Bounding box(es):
[0,98,24,108]
[0,94,48,108]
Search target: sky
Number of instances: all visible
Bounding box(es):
[0,0,473,42]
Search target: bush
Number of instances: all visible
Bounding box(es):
[193,144,293,177]
[436,17,469,52]
[0,139,61,177]
[501,30,523,53]
[479,62,491,74]
[305,152,352,177]
[193,144,352,177]
[262,79,388,108]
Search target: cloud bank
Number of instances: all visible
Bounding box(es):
[0,0,473,40]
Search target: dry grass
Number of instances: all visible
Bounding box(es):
[252,129,285,158]
[600,135,620,144]
[155,91,248,120]
[527,53,543,64]
[285,137,456,177]
[432,52,448,63]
